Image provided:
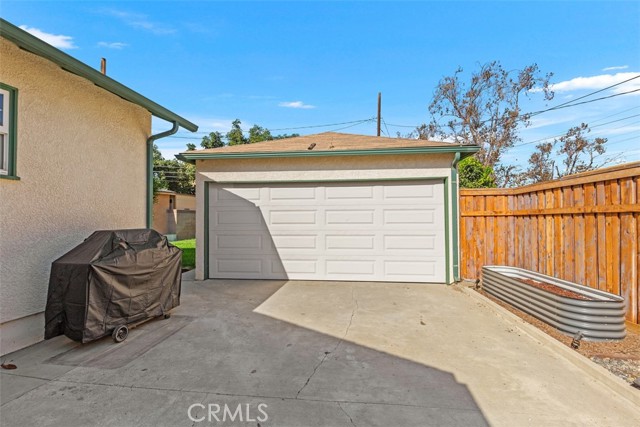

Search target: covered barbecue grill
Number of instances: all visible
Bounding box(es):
[45,229,182,343]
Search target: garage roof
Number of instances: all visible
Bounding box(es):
[0,18,198,132]
[178,132,479,161]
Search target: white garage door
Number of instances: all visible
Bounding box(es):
[208,180,446,283]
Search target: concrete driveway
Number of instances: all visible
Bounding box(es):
[1,274,639,427]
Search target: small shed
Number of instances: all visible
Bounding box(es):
[179,132,478,284]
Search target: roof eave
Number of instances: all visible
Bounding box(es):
[0,18,198,132]
[177,145,480,164]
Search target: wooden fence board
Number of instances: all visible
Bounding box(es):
[460,162,640,324]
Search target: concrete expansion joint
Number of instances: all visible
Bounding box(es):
[296,287,359,400]
[337,401,357,427]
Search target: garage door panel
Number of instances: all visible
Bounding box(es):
[215,210,263,227]
[269,210,317,225]
[216,258,263,275]
[214,234,264,251]
[216,187,261,203]
[325,235,375,250]
[209,180,446,283]
[326,260,375,275]
[325,210,375,225]
[269,187,317,201]
[383,209,436,224]
[383,184,436,199]
[383,234,438,251]
[271,235,318,250]
[325,186,374,200]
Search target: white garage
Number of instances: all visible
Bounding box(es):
[179,132,478,284]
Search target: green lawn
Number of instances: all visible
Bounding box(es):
[172,239,195,270]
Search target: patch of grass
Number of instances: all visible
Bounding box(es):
[172,239,195,270]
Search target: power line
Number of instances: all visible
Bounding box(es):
[514,114,640,147]
[326,118,376,132]
[385,78,640,130]
[527,88,640,117]
[381,118,391,137]
[588,105,640,124]
[271,118,376,131]
[528,74,640,117]
[607,135,640,146]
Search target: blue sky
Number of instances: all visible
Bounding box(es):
[3,1,639,170]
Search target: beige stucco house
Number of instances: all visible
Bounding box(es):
[178,132,478,285]
[0,19,197,355]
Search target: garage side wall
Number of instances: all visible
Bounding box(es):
[195,153,457,283]
[0,39,150,354]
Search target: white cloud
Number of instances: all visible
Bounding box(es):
[97,41,128,49]
[101,9,175,35]
[278,101,316,109]
[602,65,628,71]
[545,72,640,94]
[19,25,77,49]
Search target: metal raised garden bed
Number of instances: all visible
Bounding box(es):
[482,266,626,341]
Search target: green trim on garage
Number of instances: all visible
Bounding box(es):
[204,176,449,185]
[451,168,460,281]
[203,181,210,280]
[178,146,479,163]
[444,177,451,285]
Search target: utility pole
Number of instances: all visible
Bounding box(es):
[377,92,381,136]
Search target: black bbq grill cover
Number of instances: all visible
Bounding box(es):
[45,229,182,343]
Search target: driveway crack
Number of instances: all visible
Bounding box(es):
[296,287,358,399]
[337,402,357,427]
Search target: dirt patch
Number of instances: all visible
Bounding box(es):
[517,278,590,300]
[476,288,640,384]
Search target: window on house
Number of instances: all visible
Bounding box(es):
[0,83,18,178]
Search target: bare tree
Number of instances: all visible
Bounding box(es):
[421,61,554,179]
[523,123,613,184]
[557,123,608,176]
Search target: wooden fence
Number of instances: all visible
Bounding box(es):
[459,162,640,324]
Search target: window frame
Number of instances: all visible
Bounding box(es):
[0,82,18,179]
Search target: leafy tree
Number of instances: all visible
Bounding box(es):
[522,123,611,184]
[152,145,195,195]
[201,131,224,149]
[421,61,554,185]
[226,119,247,145]
[458,157,497,188]
[153,121,299,196]
[248,125,273,144]
[273,133,300,139]
[152,144,168,198]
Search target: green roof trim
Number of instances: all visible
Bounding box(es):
[176,145,480,163]
[0,18,198,132]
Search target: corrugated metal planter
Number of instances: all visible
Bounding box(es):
[482,266,626,341]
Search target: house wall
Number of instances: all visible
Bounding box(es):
[194,153,457,282]
[0,39,150,355]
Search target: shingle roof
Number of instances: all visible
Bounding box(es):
[183,132,474,154]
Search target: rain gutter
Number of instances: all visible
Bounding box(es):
[147,122,180,228]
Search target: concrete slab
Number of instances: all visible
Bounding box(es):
[1,277,638,426]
